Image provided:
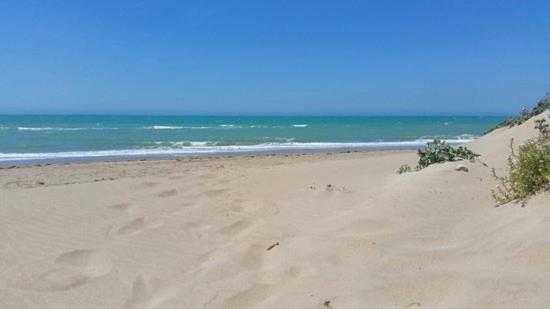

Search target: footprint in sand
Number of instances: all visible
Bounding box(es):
[2,249,112,292]
[219,220,253,237]
[108,203,132,211]
[180,221,212,239]
[118,217,163,236]
[204,188,229,197]
[123,275,177,309]
[260,200,280,216]
[198,173,216,180]
[140,182,159,188]
[240,244,265,269]
[222,283,272,309]
[158,189,178,198]
[231,199,246,205]
[225,199,246,213]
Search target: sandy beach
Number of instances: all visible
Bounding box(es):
[0,112,548,308]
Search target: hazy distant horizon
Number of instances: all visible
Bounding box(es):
[0,112,514,117]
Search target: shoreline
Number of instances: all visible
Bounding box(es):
[0,148,417,171]
[0,148,414,168]
[0,148,418,191]
[0,139,471,167]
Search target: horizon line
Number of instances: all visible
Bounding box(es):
[0,113,511,117]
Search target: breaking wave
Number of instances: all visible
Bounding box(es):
[0,138,473,162]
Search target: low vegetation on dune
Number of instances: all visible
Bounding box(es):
[398,94,550,207]
[416,140,478,170]
[396,164,413,174]
[397,139,479,173]
[492,115,550,206]
[485,93,550,134]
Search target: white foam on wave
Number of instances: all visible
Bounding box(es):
[219,124,244,128]
[153,141,214,146]
[17,127,117,131]
[0,139,473,162]
[143,124,309,130]
[143,125,214,130]
[143,126,184,130]
[18,127,73,131]
[419,134,475,140]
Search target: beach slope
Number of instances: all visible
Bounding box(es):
[0,112,549,308]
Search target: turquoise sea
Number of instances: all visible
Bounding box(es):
[0,115,504,163]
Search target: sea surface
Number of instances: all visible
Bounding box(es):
[0,115,504,164]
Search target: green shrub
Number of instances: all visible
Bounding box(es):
[492,116,550,205]
[397,164,412,174]
[535,118,549,140]
[416,139,479,170]
[533,95,550,116]
[396,140,479,173]
[485,93,550,134]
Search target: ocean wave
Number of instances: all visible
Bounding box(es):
[17,127,117,131]
[143,125,215,130]
[143,124,308,130]
[153,141,216,146]
[263,137,296,142]
[419,134,475,140]
[143,125,185,130]
[219,124,245,129]
[18,127,71,131]
[0,138,473,162]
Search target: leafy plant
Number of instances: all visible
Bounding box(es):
[533,95,550,116]
[397,164,412,174]
[485,93,550,134]
[396,140,479,173]
[416,139,479,170]
[492,116,550,206]
[535,118,549,140]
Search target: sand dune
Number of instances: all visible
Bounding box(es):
[0,112,549,308]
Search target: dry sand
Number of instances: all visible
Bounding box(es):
[0,112,548,308]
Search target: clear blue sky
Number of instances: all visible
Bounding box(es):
[1,1,549,115]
